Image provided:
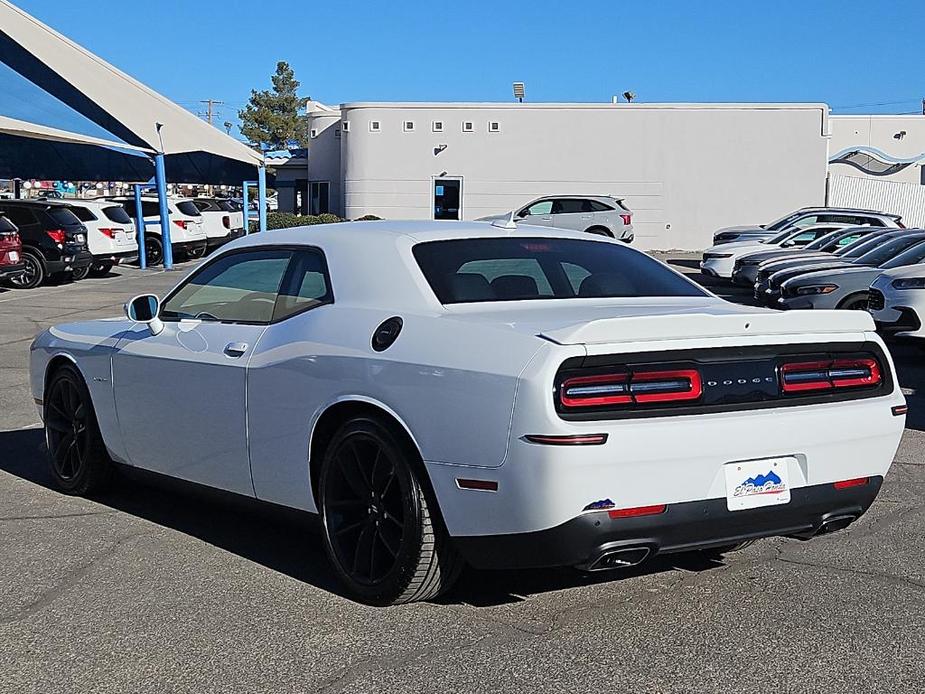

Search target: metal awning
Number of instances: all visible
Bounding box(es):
[0,0,264,184]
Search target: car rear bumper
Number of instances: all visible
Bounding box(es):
[874,307,922,336]
[454,477,883,570]
[45,250,92,274]
[0,261,25,280]
[93,250,138,265]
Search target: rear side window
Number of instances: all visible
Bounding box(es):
[551,199,585,214]
[413,237,706,304]
[141,201,162,217]
[103,206,133,224]
[273,250,334,321]
[176,201,202,217]
[69,206,97,222]
[216,200,235,212]
[0,215,17,232]
[46,207,82,226]
[1,206,37,227]
[588,200,613,212]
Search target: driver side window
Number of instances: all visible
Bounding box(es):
[521,200,553,216]
[160,250,292,324]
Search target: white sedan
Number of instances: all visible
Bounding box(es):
[30,221,905,605]
[869,264,925,339]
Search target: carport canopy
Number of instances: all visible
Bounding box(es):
[0,0,264,184]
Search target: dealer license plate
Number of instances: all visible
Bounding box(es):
[8,251,18,262]
[724,457,793,511]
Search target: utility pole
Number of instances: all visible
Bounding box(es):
[199,99,225,126]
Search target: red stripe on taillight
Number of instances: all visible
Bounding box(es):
[833,477,868,490]
[173,220,188,229]
[620,214,632,225]
[45,229,65,244]
[780,358,881,393]
[608,504,666,519]
[98,228,117,239]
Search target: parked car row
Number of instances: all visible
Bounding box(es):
[0,195,245,289]
[701,206,925,345]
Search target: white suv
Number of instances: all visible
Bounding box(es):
[111,197,207,266]
[65,199,139,278]
[192,198,246,252]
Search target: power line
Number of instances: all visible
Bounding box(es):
[199,98,225,126]
[832,98,920,110]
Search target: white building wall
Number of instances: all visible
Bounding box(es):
[307,111,343,216]
[333,103,829,249]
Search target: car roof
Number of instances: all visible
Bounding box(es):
[793,206,901,218]
[0,198,76,207]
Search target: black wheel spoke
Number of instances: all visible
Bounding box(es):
[377,528,399,558]
[45,412,70,433]
[335,518,367,537]
[383,511,403,530]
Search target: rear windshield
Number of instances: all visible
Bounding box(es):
[103,205,133,224]
[46,207,82,226]
[69,206,97,222]
[413,237,706,304]
[765,212,803,231]
[176,201,202,217]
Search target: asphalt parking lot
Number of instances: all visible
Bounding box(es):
[1,255,924,694]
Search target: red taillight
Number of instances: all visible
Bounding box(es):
[456,478,499,492]
[833,477,868,490]
[98,228,118,239]
[608,504,666,519]
[780,358,881,393]
[222,215,231,229]
[559,368,702,409]
[46,229,66,244]
[173,220,188,229]
[620,214,632,225]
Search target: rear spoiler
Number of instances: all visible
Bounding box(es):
[540,310,874,345]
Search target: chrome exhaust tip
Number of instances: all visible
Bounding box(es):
[587,546,652,571]
[817,514,857,535]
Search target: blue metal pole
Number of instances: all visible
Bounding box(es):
[243,181,251,235]
[257,166,267,234]
[154,153,173,269]
[133,184,146,270]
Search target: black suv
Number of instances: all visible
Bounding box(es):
[0,200,92,289]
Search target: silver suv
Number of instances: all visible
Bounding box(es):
[478,196,634,242]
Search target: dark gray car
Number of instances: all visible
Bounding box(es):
[712,207,903,245]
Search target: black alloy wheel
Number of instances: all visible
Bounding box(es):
[319,417,462,605]
[88,262,114,278]
[72,264,91,281]
[9,250,44,289]
[44,365,111,495]
[144,236,163,266]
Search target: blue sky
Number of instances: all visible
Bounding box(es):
[5,0,924,140]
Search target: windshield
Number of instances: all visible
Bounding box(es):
[765,211,804,231]
[803,229,845,251]
[766,227,808,245]
[856,236,925,266]
[836,232,894,257]
[881,240,925,269]
[103,205,133,224]
[413,237,706,304]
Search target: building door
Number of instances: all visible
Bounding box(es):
[433,178,462,220]
[309,181,330,215]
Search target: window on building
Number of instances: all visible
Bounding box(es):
[462,121,474,133]
[403,120,415,132]
[309,181,330,215]
[488,121,501,133]
[369,120,381,132]
[432,120,444,132]
[310,129,318,139]
[342,121,350,132]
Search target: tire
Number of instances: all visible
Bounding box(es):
[8,250,45,289]
[318,416,462,605]
[144,235,163,266]
[838,294,870,311]
[44,364,112,495]
[72,264,91,281]
[701,540,754,559]
[88,262,113,278]
[584,226,613,237]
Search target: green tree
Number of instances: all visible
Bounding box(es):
[238,61,310,149]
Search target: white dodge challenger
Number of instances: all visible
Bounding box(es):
[30,221,906,605]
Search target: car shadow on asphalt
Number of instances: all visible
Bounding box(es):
[0,426,728,607]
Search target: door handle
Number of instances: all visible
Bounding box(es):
[223,342,249,357]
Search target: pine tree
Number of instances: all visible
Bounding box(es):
[238,61,310,149]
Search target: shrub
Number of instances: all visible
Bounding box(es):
[354,214,382,221]
[250,211,345,232]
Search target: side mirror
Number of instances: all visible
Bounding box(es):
[125,294,164,336]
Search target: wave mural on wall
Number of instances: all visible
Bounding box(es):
[829,146,925,177]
